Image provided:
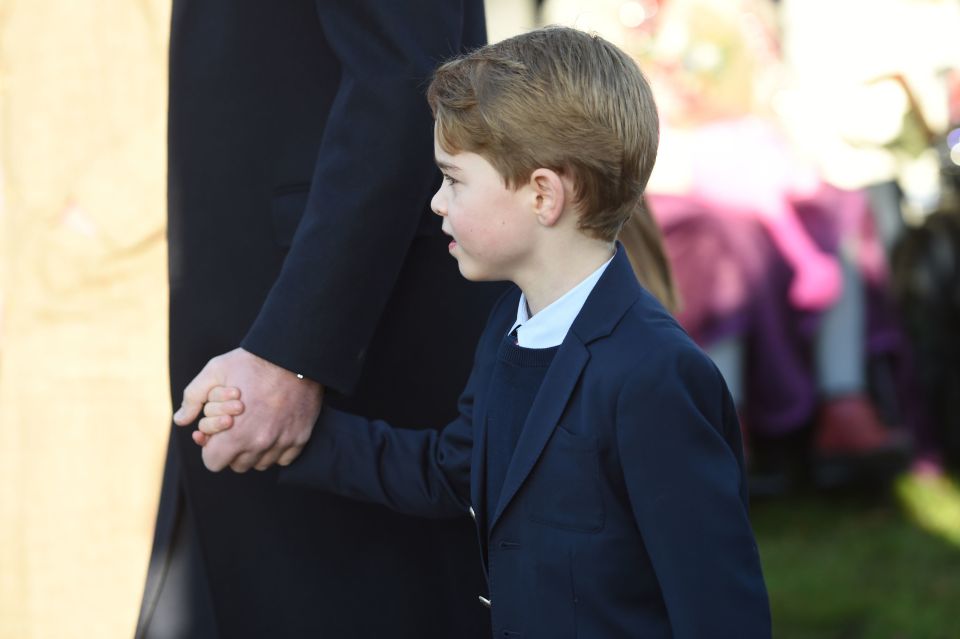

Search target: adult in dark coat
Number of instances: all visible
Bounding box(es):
[136,1,503,637]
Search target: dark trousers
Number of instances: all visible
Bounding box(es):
[137,489,218,639]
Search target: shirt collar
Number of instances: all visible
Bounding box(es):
[508,255,615,349]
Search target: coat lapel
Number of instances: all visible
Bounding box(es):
[489,337,589,530]
[471,405,490,561]
[488,246,644,532]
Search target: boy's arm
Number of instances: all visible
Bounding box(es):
[615,345,771,639]
[277,403,473,519]
[274,316,498,518]
[274,288,513,518]
[197,385,474,516]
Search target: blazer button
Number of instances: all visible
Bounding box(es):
[468,506,476,521]
[478,595,491,608]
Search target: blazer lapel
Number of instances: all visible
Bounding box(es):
[488,246,644,532]
[471,405,491,562]
[489,338,590,530]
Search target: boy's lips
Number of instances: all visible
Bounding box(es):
[442,227,457,251]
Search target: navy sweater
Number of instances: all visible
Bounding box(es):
[485,335,558,525]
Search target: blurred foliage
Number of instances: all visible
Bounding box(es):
[753,473,960,639]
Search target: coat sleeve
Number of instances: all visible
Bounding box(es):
[615,344,772,639]
[276,311,500,517]
[278,373,476,519]
[241,0,479,393]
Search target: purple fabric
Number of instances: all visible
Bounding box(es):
[649,193,816,434]
[648,189,920,439]
[795,188,932,451]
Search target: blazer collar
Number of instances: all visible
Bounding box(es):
[489,245,643,530]
[568,244,644,346]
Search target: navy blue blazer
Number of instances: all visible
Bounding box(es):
[283,248,771,638]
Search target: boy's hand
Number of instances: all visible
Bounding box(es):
[173,347,323,472]
[192,386,245,447]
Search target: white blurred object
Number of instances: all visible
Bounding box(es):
[485,0,538,42]
[901,149,944,221]
[780,0,960,215]
[543,0,655,47]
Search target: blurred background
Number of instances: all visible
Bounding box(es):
[1,1,959,637]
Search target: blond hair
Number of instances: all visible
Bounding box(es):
[427,26,659,242]
[619,197,680,313]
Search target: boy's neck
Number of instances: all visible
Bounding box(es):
[516,237,615,317]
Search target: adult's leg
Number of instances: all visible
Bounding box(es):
[138,488,218,639]
[866,181,906,258]
[814,247,866,397]
[137,438,218,639]
[707,336,745,408]
[811,244,910,482]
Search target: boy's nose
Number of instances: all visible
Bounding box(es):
[430,188,446,217]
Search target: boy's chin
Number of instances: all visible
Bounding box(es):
[455,259,496,283]
[456,265,483,282]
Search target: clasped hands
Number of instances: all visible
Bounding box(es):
[172,347,323,472]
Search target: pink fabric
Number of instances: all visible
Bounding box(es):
[646,186,910,437]
[686,117,843,310]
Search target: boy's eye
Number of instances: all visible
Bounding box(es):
[443,174,458,186]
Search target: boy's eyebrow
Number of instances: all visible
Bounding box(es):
[435,158,460,172]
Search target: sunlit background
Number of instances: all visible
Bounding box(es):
[2,1,959,637]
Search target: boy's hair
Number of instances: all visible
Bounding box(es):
[427,26,659,241]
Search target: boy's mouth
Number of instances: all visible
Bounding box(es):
[442,227,457,251]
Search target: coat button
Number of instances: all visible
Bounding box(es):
[478,595,491,608]
[468,506,476,520]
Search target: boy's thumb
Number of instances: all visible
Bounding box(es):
[173,362,223,425]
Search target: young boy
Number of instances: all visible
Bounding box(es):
[195,26,771,638]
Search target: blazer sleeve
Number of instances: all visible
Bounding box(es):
[615,345,772,639]
[241,0,476,393]
[278,347,484,519]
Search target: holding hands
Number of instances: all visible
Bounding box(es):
[172,347,323,472]
[190,385,244,444]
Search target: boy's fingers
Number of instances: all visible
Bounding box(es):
[192,430,210,446]
[198,414,233,435]
[174,363,226,425]
[207,386,241,403]
[203,399,245,417]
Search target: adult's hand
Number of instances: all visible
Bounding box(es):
[173,347,323,472]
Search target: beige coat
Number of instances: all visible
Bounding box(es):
[0,2,171,637]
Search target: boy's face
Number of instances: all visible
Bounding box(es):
[431,136,538,282]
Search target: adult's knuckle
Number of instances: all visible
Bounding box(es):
[252,431,275,451]
[293,431,312,447]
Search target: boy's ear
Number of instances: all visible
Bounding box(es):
[529,168,566,228]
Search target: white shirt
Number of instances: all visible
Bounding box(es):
[508,255,614,349]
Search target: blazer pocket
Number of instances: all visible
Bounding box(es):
[271,184,310,248]
[527,426,604,532]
